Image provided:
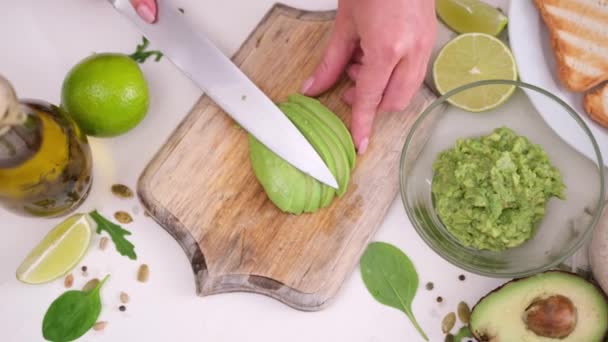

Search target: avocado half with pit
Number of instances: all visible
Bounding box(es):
[248,94,356,214]
[470,271,608,341]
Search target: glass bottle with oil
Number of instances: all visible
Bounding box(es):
[0,75,93,217]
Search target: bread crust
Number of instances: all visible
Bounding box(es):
[584,83,608,128]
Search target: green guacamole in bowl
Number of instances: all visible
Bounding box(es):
[400,80,605,278]
[432,127,565,251]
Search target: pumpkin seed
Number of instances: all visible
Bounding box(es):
[120,291,130,304]
[114,211,133,224]
[99,237,109,250]
[82,278,100,292]
[442,312,456,334]
[111,184,133,199]
[458,301,471,324]
[64,274,74,288]
[93,321,107,331]
[444,334,455,342]
[137,264,149,282]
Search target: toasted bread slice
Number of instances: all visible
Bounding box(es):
[584,83,608,128]
[533,0,608,92]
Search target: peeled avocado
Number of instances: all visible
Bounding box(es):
[247,95,355,214]
[470,271,608,342]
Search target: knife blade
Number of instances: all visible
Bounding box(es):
[107,0,338,189]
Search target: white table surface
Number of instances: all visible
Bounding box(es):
[0,0,529,341]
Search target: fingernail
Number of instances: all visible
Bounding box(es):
[358,138,369,155]
[136,3,156,23]
[301,77,314,94]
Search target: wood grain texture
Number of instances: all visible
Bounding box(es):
[138,4,437,311]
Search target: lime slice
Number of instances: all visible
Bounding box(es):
[433,33,518,112]
[436,0,508,36]
[16,214,92,284]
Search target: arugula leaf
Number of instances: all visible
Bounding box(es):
[42,275,109,342]
[89,210,137,260]
[129,36,163,63]
[454,326,473,341]
[360,242,428,341]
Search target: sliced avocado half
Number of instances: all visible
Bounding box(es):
[470,271,608,342]
[248,95,355,214]
[282,101,350,197]
[279,102,337,209]
[288,93,356,170]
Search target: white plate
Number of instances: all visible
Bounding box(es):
[509,0,607,167]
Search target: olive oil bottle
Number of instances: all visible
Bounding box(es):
[0,75,92,217]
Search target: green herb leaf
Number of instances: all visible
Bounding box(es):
[89,210,137,260]
[42,275,109,342]
[129,36,163,63]
[360,242,428,341]
[454,326,473,341]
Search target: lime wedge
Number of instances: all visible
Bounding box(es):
[436,0,508,36]
[16,214,92,284]
[433,33,518,112]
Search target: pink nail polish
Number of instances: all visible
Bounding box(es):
[136,3,156,24]
[300,77,314,94]
[358,138,369,155]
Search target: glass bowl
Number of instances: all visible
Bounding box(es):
[400,80,605,278]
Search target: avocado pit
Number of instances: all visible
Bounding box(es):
[523,295,577,339]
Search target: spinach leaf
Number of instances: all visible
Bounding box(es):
[360,242,428,341]
[42,275,109,342]
[454,326,473,341]
[89,210,137,260]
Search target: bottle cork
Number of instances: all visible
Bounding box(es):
[0,75,27,135]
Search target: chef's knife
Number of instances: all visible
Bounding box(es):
[107,0,338,189]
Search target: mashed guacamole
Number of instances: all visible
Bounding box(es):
[432,127,565,251]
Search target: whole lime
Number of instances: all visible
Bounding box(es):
[61,53,149,137]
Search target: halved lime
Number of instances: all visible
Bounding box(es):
[16,214,92,284]
[436,0,508,36]
[433,33,518,112]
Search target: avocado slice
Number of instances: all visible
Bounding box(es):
[470,271,608,342]
[304,176,322,213]
[278,102,337,208]
[248,134,297,212]
[288,163,308,215]
[288,93,356,170]
[282,102,350,197]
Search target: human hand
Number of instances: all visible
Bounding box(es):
[130,0,158,23]
[301,0,437,154]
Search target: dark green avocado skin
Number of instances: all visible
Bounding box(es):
[470,270,608,342]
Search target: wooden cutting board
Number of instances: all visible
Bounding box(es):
[138,4,437,311]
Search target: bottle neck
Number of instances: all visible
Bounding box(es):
[0,105,40,168]
[0,75,27,137]
[0,76,43,167]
